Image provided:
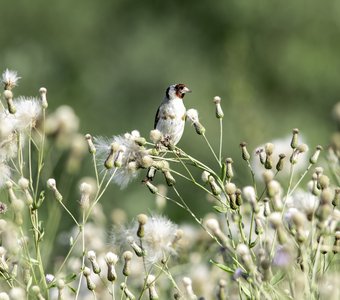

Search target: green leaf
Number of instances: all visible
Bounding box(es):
[28,258,39,265]
[210,259,234,274]
[67,285,77,294]
[240,284,252,298]
[35,190,45,208]
[64,273,77,284]
[249,238,258,248]
[213,205,228,214]
[270,270,286,286]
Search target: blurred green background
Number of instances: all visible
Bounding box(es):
[2,0,340,222]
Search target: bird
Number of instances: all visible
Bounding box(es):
[154,83,191,146]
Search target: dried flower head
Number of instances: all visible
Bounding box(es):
[14,97,42,130]
[2,69,21,90]
[95,131,149,188]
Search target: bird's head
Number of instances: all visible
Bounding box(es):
[166,83,191,100]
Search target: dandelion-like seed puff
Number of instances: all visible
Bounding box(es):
[95,130,150,188]
[1,69,21,90]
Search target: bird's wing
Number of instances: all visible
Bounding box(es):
[154,106,160,129]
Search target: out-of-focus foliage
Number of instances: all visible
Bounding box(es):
[1,0,340,219]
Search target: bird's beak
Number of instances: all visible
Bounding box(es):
[183,86,192,93]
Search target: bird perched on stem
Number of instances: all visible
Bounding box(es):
[154,83,191,146]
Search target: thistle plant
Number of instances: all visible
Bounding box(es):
[0,69,339,299]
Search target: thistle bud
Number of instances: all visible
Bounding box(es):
[163,170,176,186]
[269,213,287,244]
[291,128,299,149]
[255,217,264,235]
[31,286,45,300]
[114,146,126,168]
[225,158,234,179]
[11,199,24,225]
[105,252,119,282]
[213,96,224,118]
[87,250,101,274]
[85,134,96,154]
[39,87,48,109]
[4,90,16,114]
[79,182,92,210]
[276,154,286,172]
[83,267,96,291]
[216,279,226,300]
[137,214,148,238]
[47,178,63,201]
[146,274,159,300]
[144,180,158,194]
[264,143,274,169]
[120,283,135,300]
[319,175,330,190]
[18,177,33,206]
[127,236,145,257]
[256,148,266,165]
[240,142,250,161]
[235,189,243,206]
[263,198,271,217]
[186,109,205,135]
[333,188,340,208]
[208,176,222,196]
[182,277,197,300]
[122,251,133,276]
[205,218,228,247]
[150,129,163,144]
[5,181,17,203]
[236,243,255,273]
[310,145,323,164]
[57,279,65,300]
[201,171,210,183]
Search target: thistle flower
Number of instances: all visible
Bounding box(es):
[95,130,149,188]
[272,245,293,268]
[45,274,55,284]
[14,97,42,130]
[2,69,20,90]
[186,109,205,135]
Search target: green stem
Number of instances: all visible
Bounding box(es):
[219,118,223,163]
[202,134,222,168]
